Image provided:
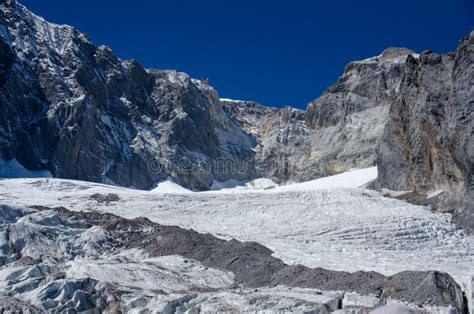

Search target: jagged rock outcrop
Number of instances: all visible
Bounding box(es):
[305,47,416,130]
[0,0,255,190]
[300,48,417,176]
[375,31,474,232]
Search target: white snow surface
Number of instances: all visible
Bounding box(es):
[209,167,375,193]
[271,167,377,192]
[427,189,444,199]
[150,179,193,194]
[210,178,245,190]
[246,177,278,190]
[0,168,472,294]
[210,177,278,191]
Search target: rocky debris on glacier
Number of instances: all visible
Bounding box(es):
[0,203,466,312]
[375,31,474,233]
[90,193,120,205]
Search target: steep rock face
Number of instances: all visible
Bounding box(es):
[223,49,419,183]
[303,48,417,176]
[0,0,255,190]
[222,101,313,182]
[376,31,474,232]
[0,36,13,87]
[306,47,415,129]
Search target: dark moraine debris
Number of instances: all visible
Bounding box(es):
[90,193,120,205]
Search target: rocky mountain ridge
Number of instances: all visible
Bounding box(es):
[0,0,423,189]
[0,0,256,191]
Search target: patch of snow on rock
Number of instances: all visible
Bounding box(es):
[220,98,245,103]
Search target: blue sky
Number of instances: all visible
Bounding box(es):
[21,0,473,109]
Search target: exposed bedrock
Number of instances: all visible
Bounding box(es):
[375,31,474,233]
[222,47,417,183]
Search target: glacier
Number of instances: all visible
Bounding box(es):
[0,168,471,312]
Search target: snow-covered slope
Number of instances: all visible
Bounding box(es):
[0,168,472,312]
[150,179,193,194]
[272,167,376,192]
[207,167,376,193]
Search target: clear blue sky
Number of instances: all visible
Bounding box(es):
[21,0,473,109]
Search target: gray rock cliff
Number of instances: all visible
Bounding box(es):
[375,31,474,232]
